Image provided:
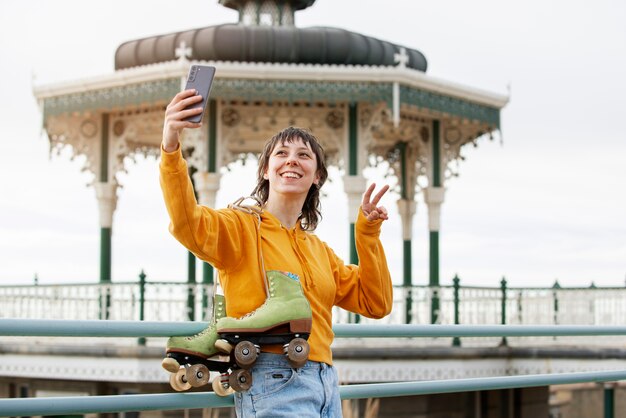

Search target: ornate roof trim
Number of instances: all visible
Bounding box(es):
[33,60,509,110]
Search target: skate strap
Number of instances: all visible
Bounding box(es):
[228,196,270,298]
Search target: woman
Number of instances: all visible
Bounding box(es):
[160,89,393,417]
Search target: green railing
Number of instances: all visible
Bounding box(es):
[1,274,624,331]
[0,320,625,416]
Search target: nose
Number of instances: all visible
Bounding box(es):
[286,156,299,166]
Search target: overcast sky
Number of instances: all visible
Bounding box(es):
[0,0,624,288]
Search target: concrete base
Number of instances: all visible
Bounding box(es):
[551,384,625,418]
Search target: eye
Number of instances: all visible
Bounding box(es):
[274,150,287,156]
[299,152,312,158]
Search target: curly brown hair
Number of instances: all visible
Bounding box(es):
[251,127,328,231]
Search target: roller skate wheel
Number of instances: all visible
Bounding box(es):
[234,341,258,369]
[212,376,234,396]
[286,337,310,368]
[169,368,192,392]
[215,338,233,354]
[229,368,253,392]
[161,357,181,373]
[187,363,210,387]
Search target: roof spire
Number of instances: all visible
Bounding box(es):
[219,0,315,26]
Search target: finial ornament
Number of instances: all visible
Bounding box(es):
[175,41,193,61]
[394,47,409,68]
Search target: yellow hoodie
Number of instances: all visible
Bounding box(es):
[160,146,393,365]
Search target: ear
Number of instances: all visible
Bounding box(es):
[263,170,269,180]
[313,171,320,186]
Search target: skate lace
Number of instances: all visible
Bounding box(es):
[185,325,213,341]
[228,196,263,219]
[237,300,269,320]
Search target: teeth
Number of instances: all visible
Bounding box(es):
[281,172,301,179]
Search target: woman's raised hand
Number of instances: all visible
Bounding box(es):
[361,183,390,222]
[162,89,204,152]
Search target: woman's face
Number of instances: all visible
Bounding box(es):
[263,137,320,198]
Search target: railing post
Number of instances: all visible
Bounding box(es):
[405,286,412,324]
[516,291,523,324]
[604,383,615,418]
[589,281,597,325]
[138,270,146,346]
[100,285,111,320]
[452,274,461,347]
[552,280,561,325]
[500,277,508,346]
[430,287,440,324]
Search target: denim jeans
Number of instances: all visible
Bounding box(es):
[234,353,342,417]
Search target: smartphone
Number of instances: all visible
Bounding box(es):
[183,65,216,123]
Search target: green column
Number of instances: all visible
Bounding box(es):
[99,113,111,320]
[202,99,217,319]
[187,166,198,321]
[187,251,196,321]
[397,142,414,324]
[429,120,441,324]
[403,240,412,324]
[99,113,111,285]
[348,102,360,324]
[429,120,441,287]
[348,102,358,265]
[100,229,112,283]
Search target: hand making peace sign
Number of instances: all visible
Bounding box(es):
[361,183,390,222]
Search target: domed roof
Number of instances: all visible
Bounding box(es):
[115,23,427,72]
[219,0,316,12]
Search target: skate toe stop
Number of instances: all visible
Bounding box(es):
[162,357,181,373]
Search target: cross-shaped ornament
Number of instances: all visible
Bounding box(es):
[175,41,193,61]
[394,47,409,68]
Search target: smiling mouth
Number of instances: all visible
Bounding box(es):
[280,172,302,179]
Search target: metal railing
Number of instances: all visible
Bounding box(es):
[0,320,625,416]
[2,274,624,325]
[2,274,624,348]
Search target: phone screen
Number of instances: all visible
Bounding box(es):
[183,65,216,123]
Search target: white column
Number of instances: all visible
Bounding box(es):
[343,175,367,219]
[423,187,445,231]
[94,182,118,228]
[397,199,417,240]
[193,171,222,207]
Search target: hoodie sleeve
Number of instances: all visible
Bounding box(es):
[330,209,393,319]
[159,145,243,270]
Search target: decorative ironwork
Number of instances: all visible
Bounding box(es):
[110,108,165,182]
[325,109,344,129]
[42,78,181,119]
[212,79,393,107]
[41,78,500,131]
[400,85,500,128]
[218,101,345,168]
[46,114,100,183]
[39,76,502,190]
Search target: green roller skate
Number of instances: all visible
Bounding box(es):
[215,270,313,388]
[161,293,234,395]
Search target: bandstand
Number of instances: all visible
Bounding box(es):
[7,1,626,409]
[33,0,507,325]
